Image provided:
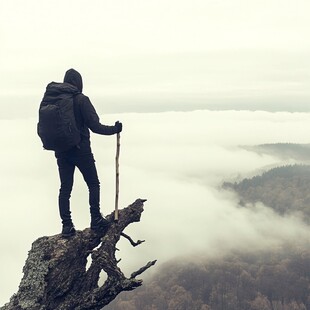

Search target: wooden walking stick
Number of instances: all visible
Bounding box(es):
[114,132,120,221]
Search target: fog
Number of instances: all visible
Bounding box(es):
[1,110,310,305]
[2,50,310,119]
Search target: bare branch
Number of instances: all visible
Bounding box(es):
[121,232,145,247]
[130,260,157,279]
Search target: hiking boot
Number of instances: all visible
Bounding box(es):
[62,223,76,238]
[91,215,110,232]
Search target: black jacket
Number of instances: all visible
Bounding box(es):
[45,69,118,158]
[73,92,118,151]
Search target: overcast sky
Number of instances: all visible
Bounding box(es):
[1,0,310,116]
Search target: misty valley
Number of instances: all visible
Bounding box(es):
[2,112,310,309]
[106,143,310,310]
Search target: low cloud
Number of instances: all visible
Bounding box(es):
[1,110,310,304]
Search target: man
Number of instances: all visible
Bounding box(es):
[41,68,122,237]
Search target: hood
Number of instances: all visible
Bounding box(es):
[63,68,83,92]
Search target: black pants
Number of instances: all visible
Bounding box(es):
[57,152,101,225]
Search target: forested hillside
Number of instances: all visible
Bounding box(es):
[105,247,310,310]
[105,165,310,310]
[223,165,310,223]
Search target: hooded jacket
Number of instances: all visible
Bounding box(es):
[44,68,118,157]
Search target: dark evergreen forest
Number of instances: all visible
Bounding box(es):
[105,163,310,310]
[223,164,310,223]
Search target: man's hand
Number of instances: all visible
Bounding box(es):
[115,121,123,133]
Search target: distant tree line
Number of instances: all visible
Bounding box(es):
[242,143,310,161]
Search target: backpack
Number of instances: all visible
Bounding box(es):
[37,85,81,152]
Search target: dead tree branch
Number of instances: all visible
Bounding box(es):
[1,199,156,310]
[121,232,145,247]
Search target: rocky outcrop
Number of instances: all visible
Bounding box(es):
[1,199,156,310]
